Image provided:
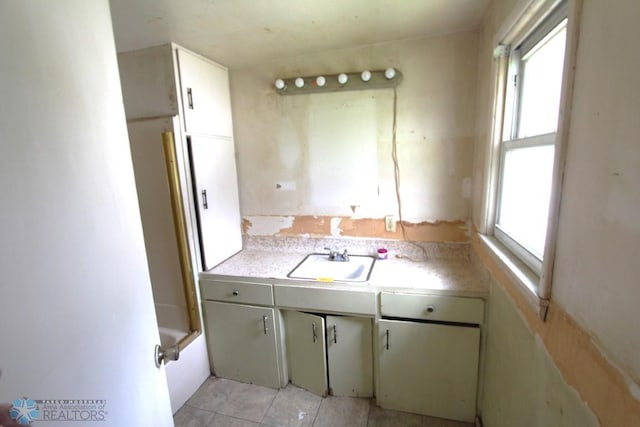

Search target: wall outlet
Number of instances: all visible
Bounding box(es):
[385,215,396,232]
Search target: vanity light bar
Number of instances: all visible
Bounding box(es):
[274,68,402,95]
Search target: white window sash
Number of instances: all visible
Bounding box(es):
[495,132,556,274]
[503,132,555,149]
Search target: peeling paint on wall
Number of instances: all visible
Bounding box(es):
[329,217,343,236]
[230,32,478,228]
[472,233,640,426]
[242,215,469,242]
[242,215,295,236]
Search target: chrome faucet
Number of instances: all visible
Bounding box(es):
[324,247,349,262]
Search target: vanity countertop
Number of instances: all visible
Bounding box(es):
[201,236,488,298]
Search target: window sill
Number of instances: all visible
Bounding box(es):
[477,233,549,320]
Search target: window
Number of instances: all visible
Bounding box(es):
[494,3,568,274]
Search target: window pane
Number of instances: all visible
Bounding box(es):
[518,21,567,138]
[497,145,554,258]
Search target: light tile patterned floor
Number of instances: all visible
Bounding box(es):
[174,377,473,427]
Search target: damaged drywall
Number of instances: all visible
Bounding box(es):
[230,32,478,240]
[243,215,469,242]
[473,233,640,426]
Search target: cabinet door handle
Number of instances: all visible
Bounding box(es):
[201,189,208,209]
[312,322,317,343]
[385,328,390,350]
[187,87,194,109]
[333,324,337,344]
[263,316,268,335]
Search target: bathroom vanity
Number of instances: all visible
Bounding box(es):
[199,237,487,423]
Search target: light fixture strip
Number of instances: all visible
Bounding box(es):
[274,69,402,95]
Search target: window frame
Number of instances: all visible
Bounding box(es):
[495,2,568,275]
[480,0,581,320]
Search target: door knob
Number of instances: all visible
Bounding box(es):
[155,344,180,368]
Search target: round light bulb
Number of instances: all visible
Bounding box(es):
[274,79,286,90]
[316,76,326,87]
[384,67,396,80]
[361,70,372,82]
[295,77,305,88]
[338,73,349,85]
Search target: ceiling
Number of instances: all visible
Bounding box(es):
[109,0,489,69]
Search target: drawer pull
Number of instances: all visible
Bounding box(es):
[232,290,239,296]
[385,328,390,350]
[312,322,317,343]
[426,305,435,314]
[263,316,268,334]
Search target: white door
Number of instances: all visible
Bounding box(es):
[0,2,173,424]
[285,311,328,396]
[177,48,233,137]
[189,135,242,270]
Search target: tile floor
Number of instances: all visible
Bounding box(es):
[174,377,473,427]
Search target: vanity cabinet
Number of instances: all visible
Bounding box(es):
[377,292,484,423]
[285,311,373,398]
[201,280,281,388]
[200,272,485,422]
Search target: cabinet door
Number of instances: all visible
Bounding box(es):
[285,311,328,396]
[117,44,179,120]
[377,319,480,422]
[189,135,242,270]
[326,316,373,397]
[177,48,233,137]
[204,301,280,388]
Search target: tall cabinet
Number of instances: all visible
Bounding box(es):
[118,44,242,280]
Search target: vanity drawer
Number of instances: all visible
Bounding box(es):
[274,284,377,316]
[200,279,274,306]
[380,292,484,324]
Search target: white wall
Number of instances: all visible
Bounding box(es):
[0,1,173,425]
[230,32,478,240]
[551,0,640,384]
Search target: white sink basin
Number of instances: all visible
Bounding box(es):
[287,253,376,282]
